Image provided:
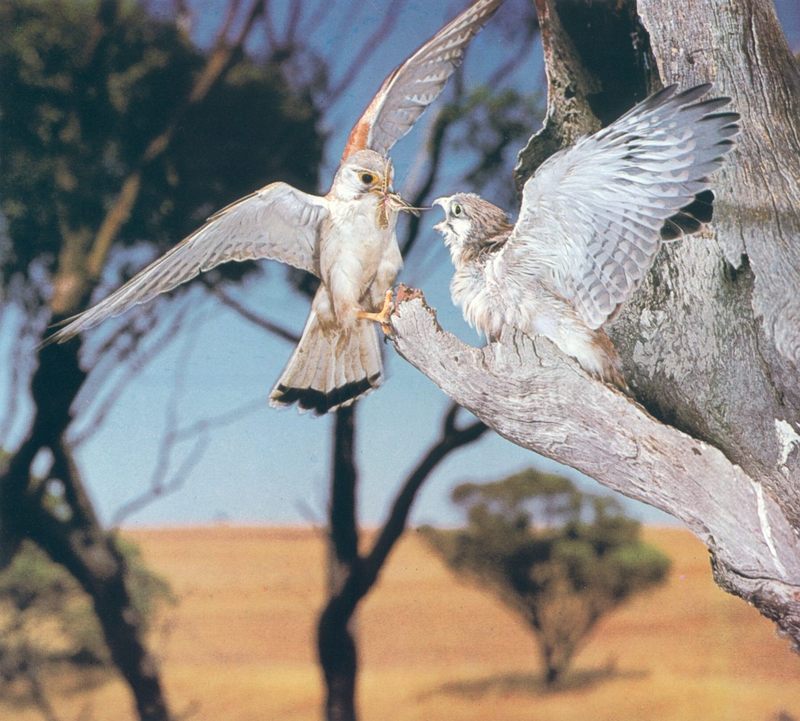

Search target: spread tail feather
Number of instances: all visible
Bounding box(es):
[269,313,382,415]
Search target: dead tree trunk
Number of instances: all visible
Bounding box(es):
[385,0,800,646]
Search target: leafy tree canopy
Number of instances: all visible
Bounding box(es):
[422,468,670,685]
[0,0,323,305]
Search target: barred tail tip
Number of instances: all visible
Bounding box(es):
[269,373,381,415]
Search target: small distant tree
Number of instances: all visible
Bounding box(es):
[0,538,172,721]
[421,469,670,686]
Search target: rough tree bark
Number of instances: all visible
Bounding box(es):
[385,0,800,646]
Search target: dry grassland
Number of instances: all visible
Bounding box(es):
[2,526,799,721]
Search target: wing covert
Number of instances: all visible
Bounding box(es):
[503,84,740,329]
[49,182,328,343]
[342,0,504,159]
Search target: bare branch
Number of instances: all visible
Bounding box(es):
[214,0,244,53]
[187,0,262,105]
[327,1,368,61]
[206,283,300,344]
[110,314,201,526]
[82,319,144,372]
[443,402,460,436]
[486,15,539,87]
[363,404,488,578]
[361,401,488,595]
[285,0,303,47]
[74,271,298,428]
[110,381,265,526]
[386,288,800,643]
[294,497,325,529]
[83,0,265,284]
[68,301,193,448]
[263,0,279,49]
[79,298,163,374]
[169,398,266,445]
[400,93,463,257]
[324,0,410,103]
[111,433,210,528]
[303,0,337,37]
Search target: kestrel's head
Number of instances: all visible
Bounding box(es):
[334,149,394,202]
[433,193,512,263]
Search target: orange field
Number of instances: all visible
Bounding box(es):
[3,526,799,721]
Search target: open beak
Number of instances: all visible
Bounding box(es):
[432,197,449,234]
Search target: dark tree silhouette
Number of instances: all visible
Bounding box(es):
[0,540,172,720]
[318,403,488,721]
[0,1,321,718]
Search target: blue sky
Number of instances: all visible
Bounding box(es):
[2,0,798,529]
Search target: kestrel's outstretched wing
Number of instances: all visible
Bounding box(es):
[342,0,504,159]
[502,84,740,330]
[48,183,328,343]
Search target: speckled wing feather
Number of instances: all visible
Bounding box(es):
[342,0,504,159]
[48,183,328,343]
[503,84,740,330]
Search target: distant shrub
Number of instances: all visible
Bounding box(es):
[421,469,670,686]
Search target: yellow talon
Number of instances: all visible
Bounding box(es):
[357,289,394,335]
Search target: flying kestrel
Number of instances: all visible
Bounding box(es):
[48,0,505,414]
[433,84,740,388]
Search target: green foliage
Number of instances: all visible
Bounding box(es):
[0,0,323,295]
[0,539,173,696]
[421,469,670,686]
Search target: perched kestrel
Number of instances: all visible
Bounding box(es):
[433,84,740,388]
[48,0,505,414]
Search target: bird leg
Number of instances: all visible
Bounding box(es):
[357,289,394,335]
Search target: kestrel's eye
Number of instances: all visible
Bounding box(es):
[360,172,375,185]
[452,203,463,217]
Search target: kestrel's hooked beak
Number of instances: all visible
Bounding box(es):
[432,196,450,234]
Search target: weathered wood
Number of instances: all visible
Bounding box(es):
[387,0,800,644]
[389,291,800,643]
[615,0,800,527]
